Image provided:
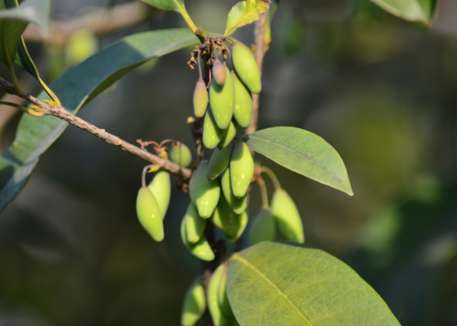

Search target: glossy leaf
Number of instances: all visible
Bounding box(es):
[247,127,353,196]
[0,28,198,211]
[224,0,268,36]
[370,0,436,24]
[227,242,400,326]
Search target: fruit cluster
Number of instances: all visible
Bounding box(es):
[135,39,306,326]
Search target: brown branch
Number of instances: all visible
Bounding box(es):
[0,77,192,179]
[23,2,151,47]
[246,8,271,135]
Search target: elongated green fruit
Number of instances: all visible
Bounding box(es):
[208,264,238,326]
[230,142,254,198]
[271,188,305,244]
[209,67,234,129]
[232,71,252,128]
[147,171,171,219]
[208,145,232,180]
[136,187,164,241]
[183,203,206,244]
[180,218,215,261]
[181,278,206,326]
[203,112,223,149]
[219,121,237,149]
[189,161,221,218]
[221,169,248,214]
[170,143,192,168]
[212,60,226,86]
[249,209,277,245]
[232,42,261,94]
[193,79,208,118]
[212,199,248,243]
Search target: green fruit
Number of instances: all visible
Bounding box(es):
[230,142,254,198]
[181,217,215,261]
[183,203,206,244]
[249,209,277,245]
[232,42,261,94]
[209,67,234,129]
[271,188,305,244]
[221,169,248,214]
[208,145,232,180]
[203,112,223,149]
[181,278,206,326]
[65,29,98,66]
[136,187,164,241]
[232,71,252,128]
[212,199,248,243]
[219,121,237,149]
[208,264,238,326]
[147,171,171,219]
[193,79,209,118]
[189,161,221,218]
[212,60,227,86]
[170,143,192,168]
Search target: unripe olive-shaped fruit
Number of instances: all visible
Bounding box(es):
[170,143,192,168]
[221,168,248,214]
[181,278,206,326]
[207,145,232,181]
[232,42,261,94]
[230,142,254,198]
[232,71,252,128]
[147,171,171,219]
[189,161,221,218]
[193,79,208,118]
[271,188,305,244]
[212,60,226,86]
[180,217,215,261]
[219,121,237,149]
[212,199,248,243]
[249,209,277,245]
[136,187,164,241]
[209,67,234,129]
[208,264,237,326]
[203,112,223,149]
[183,203,206,244]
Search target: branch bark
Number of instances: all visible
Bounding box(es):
[0,77,192,179]
[23,2,151,47]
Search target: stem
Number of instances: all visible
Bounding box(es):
[261,166,281,190]
[0,101,22,109]
[176,4,206,41]
[0,76,192,179]
[256,176,269,209]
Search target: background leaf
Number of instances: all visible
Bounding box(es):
[141,0,184,11]
[370,0,436,24]
[0,28,198,211]
[247,127,353,196]
[227,242,400,326]
[224,0,268,36]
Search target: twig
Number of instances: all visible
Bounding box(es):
[23,2,151,47]
[0,77,192,179]
[246,8,271,135]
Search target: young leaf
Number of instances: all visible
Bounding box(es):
[246,127,353,196]
[0,28,198,211]
[370,0,436,25]
[227,242,400,326]
[141,0,184,12]
[224,0,269,36]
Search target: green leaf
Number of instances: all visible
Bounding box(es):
[370,0,436,24]
[0,0,50,70]
[141,0,184,11]
[246,127,353,196]
[0,28,198,210]
[227,242,400,326]
[224,0,269,36]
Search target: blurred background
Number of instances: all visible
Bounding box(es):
[0,0,457,325]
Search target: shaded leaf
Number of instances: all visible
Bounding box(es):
[0,28,198,210]
[224,0,268,36]
[247,127,353,196]
[227,242,400,326]
[370,0,436,24]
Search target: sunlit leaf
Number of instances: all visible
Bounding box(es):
[224,0,269,36]
[370,0,436,24]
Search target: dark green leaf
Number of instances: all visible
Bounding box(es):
[227,242,400,326]
[0,28,198,210]
[370,0,436,24]
[247,127,353,196]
